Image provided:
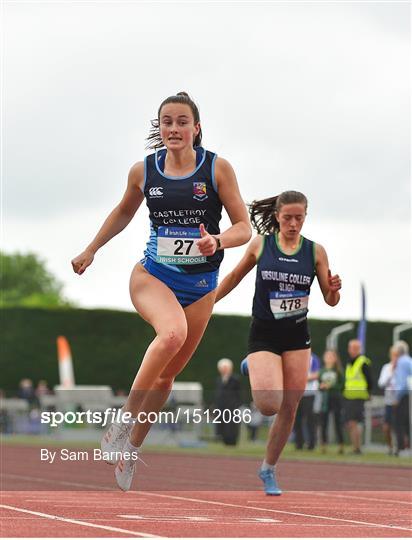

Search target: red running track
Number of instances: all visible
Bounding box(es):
[1,446,411,537]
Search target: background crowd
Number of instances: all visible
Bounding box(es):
[213,339,412,457]
[2,339,411,457]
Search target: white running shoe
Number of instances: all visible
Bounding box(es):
[115,452,146,492]
[101,422,132,464]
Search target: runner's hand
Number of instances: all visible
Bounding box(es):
[71,249,95,275]
[328,269,342,292]
[196,223,218,256]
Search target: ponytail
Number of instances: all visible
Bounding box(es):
[249,196,280,235]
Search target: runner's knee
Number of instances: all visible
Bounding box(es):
[157,326,187,354]
[254,392,282,416]
[253,387,283,415]
[157,327,187,354]
[152,375,174,392]
[258,404,279,416]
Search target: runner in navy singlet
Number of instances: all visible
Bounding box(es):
[215,191,341,495]
[71,92,251,491]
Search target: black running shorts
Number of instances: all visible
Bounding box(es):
[343,398,365,423]
[247,316,311,356]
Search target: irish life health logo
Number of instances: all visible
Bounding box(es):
[193,182,208,201]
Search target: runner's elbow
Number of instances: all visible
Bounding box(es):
[240,221,253,243]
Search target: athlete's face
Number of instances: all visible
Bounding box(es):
[276,203,306,238]
[159,103,200,150]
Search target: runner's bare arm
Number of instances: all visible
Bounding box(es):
[215,236,263,302]
[213,157,252,249]
[71,162,145,275]
[315,243,341,307]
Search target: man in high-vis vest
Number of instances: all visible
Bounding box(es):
[343,339,373,454]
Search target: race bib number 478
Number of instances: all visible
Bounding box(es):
[156,227,206,265]
[269,290,309,320]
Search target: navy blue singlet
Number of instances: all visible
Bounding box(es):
[253,233,316,321]
[143,147,223,274]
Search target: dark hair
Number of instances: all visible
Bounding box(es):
[323,349,343,374]
[249,190,308,234]
[146,92,202,150]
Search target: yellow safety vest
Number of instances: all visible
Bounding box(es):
[343,355,371,400]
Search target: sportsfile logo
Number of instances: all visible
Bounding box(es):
[149,187,163,198]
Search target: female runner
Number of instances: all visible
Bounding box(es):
[71,92,251,490]
[215,191,341,495]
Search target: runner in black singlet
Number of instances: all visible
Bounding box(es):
[215,190,341,495]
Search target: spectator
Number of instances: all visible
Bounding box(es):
[319,350,344,454]
[294,352,320,450]
[18,378,38,408]
[214,358,241,446]
[0,389,11,434]
[378,347,397,455]
[35,380,53,398]
[343,339,373,454]
[392,340,412,456]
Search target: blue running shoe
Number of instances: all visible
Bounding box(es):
[240,358,249,376]
[259,467,282,496]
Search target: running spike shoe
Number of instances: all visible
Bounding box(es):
[240,358,249,376]
[115,452,147,492]
[101,421,132,464]
[259,467,282,496]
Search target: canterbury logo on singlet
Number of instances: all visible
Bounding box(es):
[149,187,163,198]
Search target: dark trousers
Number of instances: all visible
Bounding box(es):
[320,394,344,445]
[395,395,410,451]
[247,425,259,442]
[215,415,240,446]
[220,421,240,446]
[294,395,316,449]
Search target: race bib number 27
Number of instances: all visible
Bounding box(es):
[156,227,206,265]
[269,290,309,320]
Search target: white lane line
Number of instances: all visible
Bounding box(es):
[3,473,411,532]
[139,492,412,533]
[119,515,213,522]
[0,504,166,538]
[2,473,113,491]
[118,515,282,524]
[292,490,412,506]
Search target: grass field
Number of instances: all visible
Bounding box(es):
[2,433,411,467]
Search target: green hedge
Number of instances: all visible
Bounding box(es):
[1,307,411,397]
